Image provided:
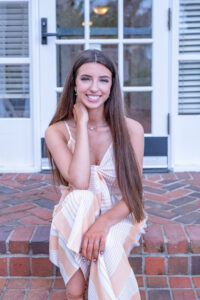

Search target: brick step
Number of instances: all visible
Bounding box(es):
[0,223,200,277]
[0,276,200,300]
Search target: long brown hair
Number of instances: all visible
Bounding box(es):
[47,49,145,222]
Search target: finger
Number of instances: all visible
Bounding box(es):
[99,237,105,256]
[86,239,94,261]
[81,236,89,259]
[92,238,100,262]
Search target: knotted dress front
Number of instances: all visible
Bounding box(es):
[49,122,147,300]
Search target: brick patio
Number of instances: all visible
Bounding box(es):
[0,171,200,299]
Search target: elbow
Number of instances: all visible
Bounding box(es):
[67,176,90,190]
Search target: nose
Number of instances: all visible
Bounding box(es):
[90,79,98,92]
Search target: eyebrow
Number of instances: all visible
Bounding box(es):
[80,74,111,79]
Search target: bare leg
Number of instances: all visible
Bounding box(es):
[66,268,86,300]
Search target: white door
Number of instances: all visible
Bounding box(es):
[39,0,170,170]
[0,0,35,172]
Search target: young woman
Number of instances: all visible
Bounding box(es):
[45,49,147,300]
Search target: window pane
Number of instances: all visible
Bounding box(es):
[124,44,152,86]
[56,0,84,39]
[124,92,151,133]
[0,2,29,57]
[90,0,118,38]
[124,0,152,38]
[89,44,118,68]
[57,44,84,87]
[0,64,29,118]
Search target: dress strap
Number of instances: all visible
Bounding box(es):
[65,121,73,145]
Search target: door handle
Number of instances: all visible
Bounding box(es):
[41,18,59,45]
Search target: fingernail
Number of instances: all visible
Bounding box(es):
[87,260,91,264]
[82,256,86,261]
[93,259,97,263]
[100,251,104,255]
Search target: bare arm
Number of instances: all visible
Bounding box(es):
[45,103,91,189]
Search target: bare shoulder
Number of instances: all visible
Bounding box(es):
[45,121,67,143]
[125,117,144,140]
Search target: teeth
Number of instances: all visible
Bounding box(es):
[87,95,100,100]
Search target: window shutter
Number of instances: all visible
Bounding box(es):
[0,2,30,118]
[0,2,29,57]
[178,0,200,114]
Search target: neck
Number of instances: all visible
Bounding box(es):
[87,107,106,126]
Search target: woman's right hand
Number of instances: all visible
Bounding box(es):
[73,102,89,125]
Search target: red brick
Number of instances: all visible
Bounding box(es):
[0,174,16,180]
[0,278,7,290]
[30,278,52,289]
[161,173,177,180]
[0,212,27,225]
[144,192,170,203]
[9,226,34,254]
[43,174,53,181]
[169,277,192,288]
[20,215,50,225]
[197,290,200,298]
[15,173,30,181]
[50,291,66,299]
[165,189,191,199]
[54,278,65,289]
[144,224,164,253]
[191,172,200,180]
[0,258,7,276]
[140,290,146,300]
[0,194,10,201]
[136,276,144,287]
[168,257,188,275]
[145,257,165,275]
[185,225,200,253]
[26,290,49,300]
[0,180,23,189]
[0,203,34,215]
[41,192,59,202]
[193,277,200,288]
[175,172,191,180]
[129,257,142,274]
[142,180,163,188]
[29,174,45,180]
[10,257,30,276]
[28,207,52,220]
[148,290,171,300]
[172,289,196,300]
[146,276,168,288]
[130,244,142,254]
[148,215,177,225]
[32,258,53,276]
[13,189,43,198]
[7,278,29,289]
[3,290,26,299]
[146,174,162,181]
[164,224,188,253]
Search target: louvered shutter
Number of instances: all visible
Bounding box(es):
[178,0,200,114]
[0,2,29,118]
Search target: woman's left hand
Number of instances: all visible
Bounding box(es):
[81,215,110,262]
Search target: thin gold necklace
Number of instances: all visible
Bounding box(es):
[87,123,107,130]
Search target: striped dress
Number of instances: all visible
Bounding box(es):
[49,122,147,300]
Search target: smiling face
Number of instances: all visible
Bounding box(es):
[75,62,112,109]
